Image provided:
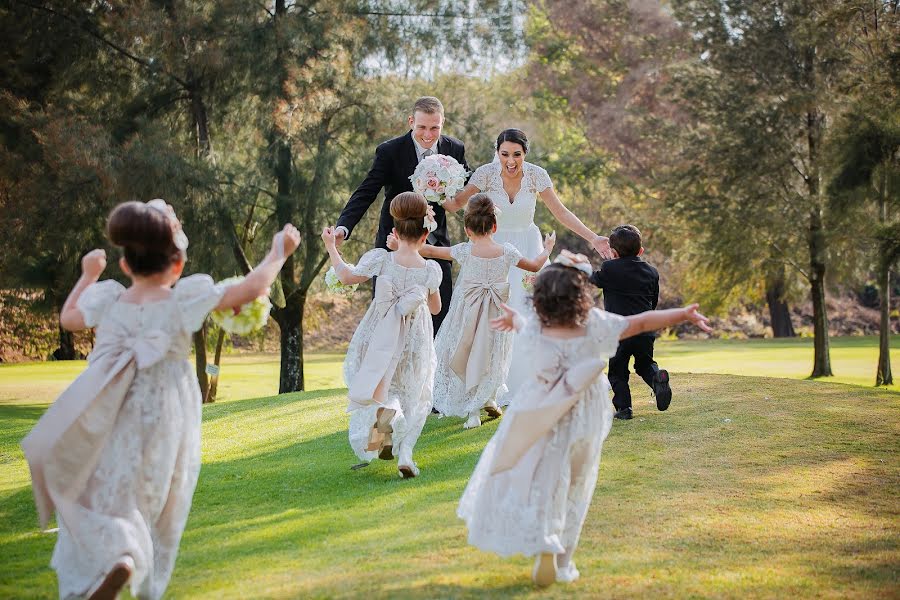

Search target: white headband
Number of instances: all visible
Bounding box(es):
[553,250,593,276]
[146,198,189,251]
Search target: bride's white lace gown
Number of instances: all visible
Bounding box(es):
[30,275,226,600]
[342,249,442,468]
[432,242,523,418]
[458,309,627,559]
[467,161,553,405]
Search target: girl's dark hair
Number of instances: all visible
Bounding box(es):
[390,192,429,241]
[532,264,594,328]
[496,128,528,153]
[107,201,181,276]
[464,194,497,235]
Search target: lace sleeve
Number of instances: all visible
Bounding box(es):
[348,248,387,278]
[449,242,471,265]
[531,164,553,193]
[76,280,126,327]
[425,260,444,294]
[469,164,491,191]
[174,274,229,333]
[502,243,523,267]
[588,308,629,358]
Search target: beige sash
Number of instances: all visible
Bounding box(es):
[490,357,605,475]
[21,327,171,528]
[449,277,509,391]
[346,279,427,412]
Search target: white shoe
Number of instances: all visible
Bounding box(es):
[556,562,580,583]
[463,411,481,429]
[484,401,502,420]
[397,445,419,478]
[532,552,557,587]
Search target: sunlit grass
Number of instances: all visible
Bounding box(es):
[1,365,898,597]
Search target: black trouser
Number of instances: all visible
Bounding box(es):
[371,257,452,337]
[608,335,659,411]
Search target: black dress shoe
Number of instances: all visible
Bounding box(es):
[614,407,633,420]
[654,370,672,411]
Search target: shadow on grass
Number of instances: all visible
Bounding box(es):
[3,374,898,598]
[200,388,347,423]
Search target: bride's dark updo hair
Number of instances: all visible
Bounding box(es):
[390,192,429,241]
[464,194,498,236]
[496,128,528,153]
[107,201,182,276]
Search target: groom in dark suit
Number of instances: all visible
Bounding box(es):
[333,96,468,333]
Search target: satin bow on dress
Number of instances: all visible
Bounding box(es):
[490,356,606,483]
[22,326,172,528]
[449,277,510,392]
[346,279,427,413]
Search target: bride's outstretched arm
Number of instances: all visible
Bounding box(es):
[444,183,480,213]
[539,188,613,259]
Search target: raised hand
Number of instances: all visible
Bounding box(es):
[490,303,520,332]
[591,234,613,260]
[81,249,107,280]
[543,231,556,253]
[333,227,346,248]
[386,232,399,251]
[273,224,301,258]
[683,303,713,333]
[321,226,337,250]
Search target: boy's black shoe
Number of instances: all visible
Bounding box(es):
[614,407,633,420]
[654,370,672,411]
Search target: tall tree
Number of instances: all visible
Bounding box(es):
[827,0,900,385]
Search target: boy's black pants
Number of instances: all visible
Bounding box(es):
[608,335,659,411]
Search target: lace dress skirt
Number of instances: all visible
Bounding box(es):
[52,359,202,600]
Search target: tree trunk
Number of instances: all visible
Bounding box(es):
[876,264,893,385]
[808,206,833,377]
[765,266,796,338]
[876,182,892,386]
[804,96,832,378]
[55,323,77,360]
[193,325,209,400]
[205,329,227,403]
[274,292,305,393]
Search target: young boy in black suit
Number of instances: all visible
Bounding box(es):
[589,225,671,420]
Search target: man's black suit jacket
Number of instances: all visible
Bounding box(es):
[337,131,468,249]
[589,256,660,337]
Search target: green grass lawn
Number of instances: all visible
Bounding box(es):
[1,338,898,598]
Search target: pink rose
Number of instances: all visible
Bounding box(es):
[426,177,440,190]
[438,156,451,166]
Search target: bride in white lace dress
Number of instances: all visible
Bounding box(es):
[446,129,613,404]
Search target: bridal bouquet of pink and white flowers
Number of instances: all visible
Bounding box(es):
[409,154,469,206]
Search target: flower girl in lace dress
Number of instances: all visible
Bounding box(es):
[392,195,555,429]
[21,200,300,600]
[458,251,712,587]
[322,192,442,479]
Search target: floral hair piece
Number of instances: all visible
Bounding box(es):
[423,204,437,233]
[423,213,438,233]
[553,249,592,276]
[146,198,189,251]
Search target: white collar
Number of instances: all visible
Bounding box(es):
[413,135,440,159]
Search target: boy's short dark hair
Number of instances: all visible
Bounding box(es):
[609,225,642,257]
